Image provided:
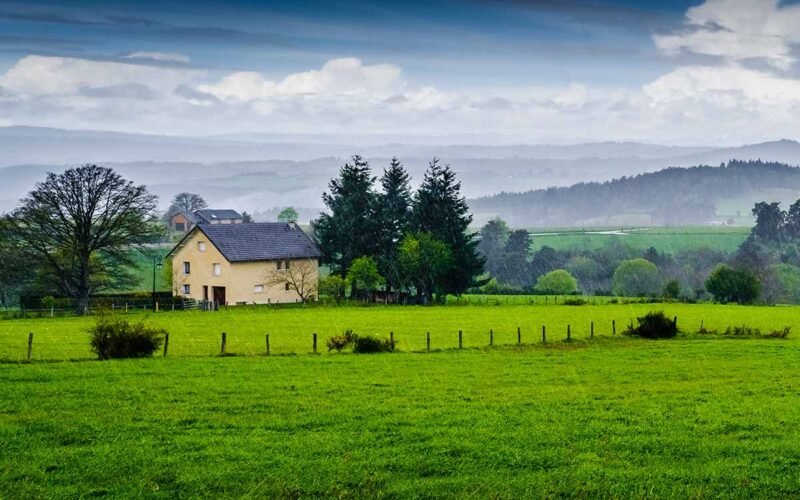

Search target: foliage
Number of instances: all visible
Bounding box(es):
[625,311,678,339]
[562,297,587,306]
[277,207,299,222]
[477,218,510,278]
[705,264,761,304]
[411,158,484,296]
[612,259,660,297]
[772,264,800,304]
[241,211,253,223]
[4,165,162,314]
[346,256,384,299]
[319,275,347,304]
[165,192,207,222]
[375,158,412,293]
[662,279,681,299]
[534,269,578,295]
[326,329,356,352]
[352,334,395,353]
[398,232,453,304]
[751,201,785,243]
[88,315,165,359]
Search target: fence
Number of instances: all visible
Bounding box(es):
[14,317,675,362]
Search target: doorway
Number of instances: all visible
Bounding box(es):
[212,286,226,308]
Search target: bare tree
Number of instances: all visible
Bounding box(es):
[265,259,319,303]
[4,165,161,314]
[171,192,207,214]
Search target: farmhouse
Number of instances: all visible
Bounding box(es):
[169,209,243,232]
[167,222,322,305]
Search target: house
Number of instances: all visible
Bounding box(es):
[169,209,243,233]
[167,222,322,305]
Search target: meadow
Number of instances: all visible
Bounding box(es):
[528,226,750,254]
[3,303,800,498]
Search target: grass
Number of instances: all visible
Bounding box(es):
[2,336,800,497]
[2,303,800,497]
[528,226,750,254]
[2,302,799,360]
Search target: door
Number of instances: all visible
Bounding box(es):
[212,286,226,308]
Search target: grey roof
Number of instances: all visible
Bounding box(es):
[194,209,242,223]
[181,211,198,223]
[195,223,321,262]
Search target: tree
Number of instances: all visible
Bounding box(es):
[398,232,453,304]
[771,263,800,304]
[477,218,510,279]
[411,158,484,295]
[751,201,785,243]
[346,256,384,301]
[566,255,603,294]
[319,275,347,304]
[612,258,661,297]
[375,158,412,294]
[534,269,578,295]
[705,264,761,304]
[785,199,800,240]
[502,229,531,287]
[312,155,378,279]
[241,211,253,223]
[662,279,681,299]
[265,259,319,303]
[167,192,207,218]
[530,246,567,281]
[278,207,299,223]
[0,219,36,308]
[5,166,161,313]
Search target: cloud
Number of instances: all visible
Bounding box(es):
[125,51,190,64]
[654,0,800,70]
[78,83,160,100]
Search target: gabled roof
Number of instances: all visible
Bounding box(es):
[168,209,197,223]
[194,209,242,223]
[168,222,322,262]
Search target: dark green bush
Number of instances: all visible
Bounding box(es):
[562,297,587,306]
[89,315,165,359]
[625,311,677,339]
[326,329,356,352]
[353,334,395,354]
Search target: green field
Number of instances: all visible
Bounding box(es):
[528,226,750,254]
[3,304,800,497]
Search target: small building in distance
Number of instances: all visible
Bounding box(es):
[169,209,243,232]
[167,222,321,305]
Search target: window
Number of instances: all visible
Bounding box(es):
[285,260,291,270]
[277,260,282,270]
[182,284,190,294]
[254,285,264,293]
[183,262,190,275]
[175,222,185,231]
[213,263,221,276]
[198,241,206,252]
[285,283,290,291]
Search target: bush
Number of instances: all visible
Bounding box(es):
[705,265,761,304]
[326,329,356,352]
[534,269,578,295]
[353,334,395,354]
[562,297,587,306]
[625,311,677,339]
[662,279,681,299]
[89,315,165,359]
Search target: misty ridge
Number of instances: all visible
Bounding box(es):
[3,126,800,226]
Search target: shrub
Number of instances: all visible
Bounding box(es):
[353,334,395,354]
[705,265,761,304]
[326,329,356,352]
[625,311,677,339]
[662,279,681,299]
[534,269,578,295]
[612,259,660,297]
[562,297,587,306]
[89,315,165,359]
[767,327,791,339]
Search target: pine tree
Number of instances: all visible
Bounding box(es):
[503,229,531,287]
[312,155,378,277]
[376,158,412,293]
[411,158,484,296]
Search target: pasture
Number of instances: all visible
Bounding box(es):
[2,303,800,497]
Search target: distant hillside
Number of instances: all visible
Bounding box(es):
[469,160,800,227]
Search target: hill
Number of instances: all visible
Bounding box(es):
[469,160,800,227]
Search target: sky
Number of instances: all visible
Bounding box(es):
[0,0,799,145]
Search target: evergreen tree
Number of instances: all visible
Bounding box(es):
[502,229,531,287]
[751,201,785,243]
[785,199,800,240]
[411,158,484,296]
[312,155,378,278]
[476,218,510,279]
[375,158,412,293]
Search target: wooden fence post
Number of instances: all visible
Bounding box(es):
[673,316,678,328]
[426,331,430,352]
[591,321,594,339]
[458,330,463,350]
[517,326,521,344]
[266,334,270,355]
[700,320,704,332]
[390,331,394,350]
[612,320,616,336]
[163,333,169,357]
[567,324,571,341]
[542,325,546,343]
[27,333,33,361]
[313,333,318,354]
[220,332,227,355]
[489,329,493,346]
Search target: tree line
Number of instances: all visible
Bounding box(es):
[313,155,484,303]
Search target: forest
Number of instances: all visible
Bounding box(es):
[470,160,800,227]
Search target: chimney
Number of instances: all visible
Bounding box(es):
[288,220,297,230]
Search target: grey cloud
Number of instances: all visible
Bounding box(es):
[78,83,160,100]
[174,84,220,103]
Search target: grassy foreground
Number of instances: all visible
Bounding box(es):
[2,337,800,497]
